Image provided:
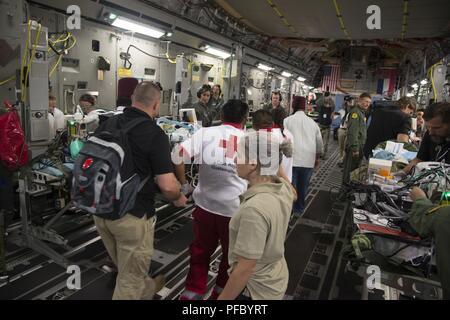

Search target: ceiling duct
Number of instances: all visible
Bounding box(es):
[279,38,329,50]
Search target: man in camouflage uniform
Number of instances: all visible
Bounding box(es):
[409,187,450,299]
[342,92,371,184]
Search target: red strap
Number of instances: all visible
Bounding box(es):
[223,122,243,129]
[3,99,13,111]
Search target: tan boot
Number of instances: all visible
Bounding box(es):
[153,274,166,294]
[141,274,166,300]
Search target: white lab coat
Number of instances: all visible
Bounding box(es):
[83,110,100,133]
[48,107,66,139]
[53,107,66,131]
[74,107,100,133]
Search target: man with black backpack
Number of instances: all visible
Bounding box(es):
[72,81,187,299]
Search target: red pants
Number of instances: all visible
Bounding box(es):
[184,206,231,295]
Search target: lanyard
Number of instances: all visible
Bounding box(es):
[435,143,450,162]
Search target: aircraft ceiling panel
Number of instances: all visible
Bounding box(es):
[216,0,450,40]
[217,0,290,37]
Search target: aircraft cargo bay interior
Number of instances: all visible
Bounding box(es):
[0,0,449,302]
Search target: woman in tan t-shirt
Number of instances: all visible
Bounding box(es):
[218,131,296,300]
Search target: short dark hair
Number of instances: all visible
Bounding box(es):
[344,95,353,102]
[49,94,56,101]
[197,84,211,98]
[79,94,95,106]
[397,97,417,111]
[222,99,249,124]
[252,109,272,130]
[271,91,282,99]
[359,92,371,99]
[423,102,450,123]
[132,81,161,106]
[272,107,287,129]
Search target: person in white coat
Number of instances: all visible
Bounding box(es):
[48,94,66,139]
[76,94,99,133]
[283,96,323,217]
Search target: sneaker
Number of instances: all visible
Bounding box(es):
[102,256,117,273]
[102,265,117,273]
[206,285,223,300]
[179,289,203,300]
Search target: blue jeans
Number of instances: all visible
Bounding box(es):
[291,167,314,215]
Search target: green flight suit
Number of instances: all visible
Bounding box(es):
[262,104,288,119]
[193,101,215,127]
[262,103,275,112]
[209,97,224,121]
[343,106,367,183]
[408,197,450,299]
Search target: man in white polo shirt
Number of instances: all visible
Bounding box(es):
[172,100,249,300]
[284,96,323,217]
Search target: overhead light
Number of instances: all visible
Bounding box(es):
[257,63,274,71]
[406,93,414,97]
[297,76,306,82]
[102,12,118,23]
[282,71,292,78]
[247,89,252,95]
[203,46,231,59]
[420,79,428,85]
[111,16,165,39]
[165,31,173,37]
[411,83,419,89]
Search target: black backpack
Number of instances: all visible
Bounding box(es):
[71,117,149,220]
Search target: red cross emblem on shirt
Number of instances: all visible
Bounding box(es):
[219,135,238,159]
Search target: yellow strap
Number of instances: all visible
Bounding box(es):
[426,204,449,215]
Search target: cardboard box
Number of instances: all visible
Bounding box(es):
[368,158,393,177]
